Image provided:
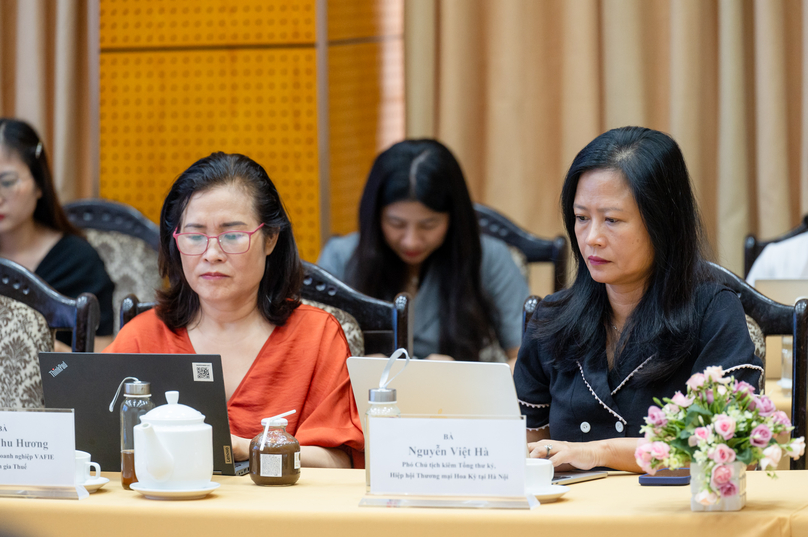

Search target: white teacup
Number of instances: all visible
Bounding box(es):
[525,458,554,491]
[75,450,101,485]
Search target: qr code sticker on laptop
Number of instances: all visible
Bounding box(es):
[192,362,214,382]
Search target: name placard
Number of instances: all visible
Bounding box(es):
[0,409,75,487]
[368,416,525,497]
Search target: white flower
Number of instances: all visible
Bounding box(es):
[760,445,783,470]
[786,437,806,459]
[695,490,718,505]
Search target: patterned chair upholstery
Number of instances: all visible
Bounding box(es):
[301,261,412,356]
[0,260,99,408]
[745,315,766,363]
[65,200,163,335]
[85,229,162,333]
[301,299,364,357]
[0,296,54,408]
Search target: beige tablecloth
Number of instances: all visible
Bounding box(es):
[2,469,808,537]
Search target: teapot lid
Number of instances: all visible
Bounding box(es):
[141,391,205,425]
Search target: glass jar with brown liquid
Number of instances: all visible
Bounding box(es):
[249,416,300,486]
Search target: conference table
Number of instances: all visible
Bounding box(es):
[3,469,808,537]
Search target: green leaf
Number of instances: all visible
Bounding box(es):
[735,446,753,465]
[684,404,712,428]
[671,437,695,457]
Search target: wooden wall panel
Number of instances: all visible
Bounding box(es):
[100,0,315,48]
[99,0,321,260]
[327,0,403,41]
[99,0,405,256]
[327,1,404,237]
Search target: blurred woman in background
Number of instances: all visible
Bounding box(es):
[0,118,114,349]
[318,139,529,364]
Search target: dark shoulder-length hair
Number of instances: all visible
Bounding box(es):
[535,126,709,382]
[156,152,303,330]
[0,118,81,236]
[348,139,495,361]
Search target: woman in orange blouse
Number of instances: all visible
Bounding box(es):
[106,152,363,468]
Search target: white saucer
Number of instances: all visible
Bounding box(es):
[81,476,110,493]
[129,482,220,500]
[527,484,569,503]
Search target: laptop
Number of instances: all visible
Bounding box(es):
[39,352,249,476]
[347,357,608,485]
[754,279,808,305]
[346,356,521,418]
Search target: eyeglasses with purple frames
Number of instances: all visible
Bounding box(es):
[172,223,266,255]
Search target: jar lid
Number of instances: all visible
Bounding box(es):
[141,391,205,425]
[124,381,151,395]
[262,417,288,427]
[369,388,396,403]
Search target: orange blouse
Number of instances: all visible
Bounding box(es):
[105,304,364,466]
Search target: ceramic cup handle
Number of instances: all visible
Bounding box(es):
[88,462,101,480]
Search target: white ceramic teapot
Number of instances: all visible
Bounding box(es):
[133,391,213,490]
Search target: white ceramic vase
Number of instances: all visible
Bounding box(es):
[690,461,747,512]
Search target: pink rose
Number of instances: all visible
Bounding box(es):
[756,396,777,417]
[635,441,654,474]
[719,482,739,497]
[711,463,733,487]
[649,441,670,461]
[760,445,783,470]
[750,424,773,448]
[734,381,756,396]
[713,415,736,440]
[664,403,679,415]
[694,426,711,440]
[704,389,714,404]
[709,443,736,464]
[772,411,792,427]
[689,426,711,447]
[787,438,806,459]
[687,373,706,391]
[647,406,667,427]
[704,366,726,383]
[671,391,694,407]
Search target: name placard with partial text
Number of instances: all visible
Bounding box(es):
[368,416,525,497]
[0,408,75,487]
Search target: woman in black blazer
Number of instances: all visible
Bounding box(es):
[514,127,763,472]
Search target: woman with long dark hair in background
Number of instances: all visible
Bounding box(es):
[318,139,529,363]
[515,126,763,472]
[0,118,114,349]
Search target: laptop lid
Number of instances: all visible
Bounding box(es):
[39,352,244,475]
[347,357,520,418]
[754,279,808,305]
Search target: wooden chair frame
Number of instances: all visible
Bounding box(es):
[475,203,567,292]
[65,199,160,251]
[0,258,100,352]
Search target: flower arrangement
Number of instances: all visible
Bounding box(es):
[635,366,805,506]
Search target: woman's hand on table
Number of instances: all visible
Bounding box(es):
[231,435,252,461]
[528,437,644,473]
[529,439,600,471]
[300,446,351,468]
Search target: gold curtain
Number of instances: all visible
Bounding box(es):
[406,0,806,294]
[0,0,93,201]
